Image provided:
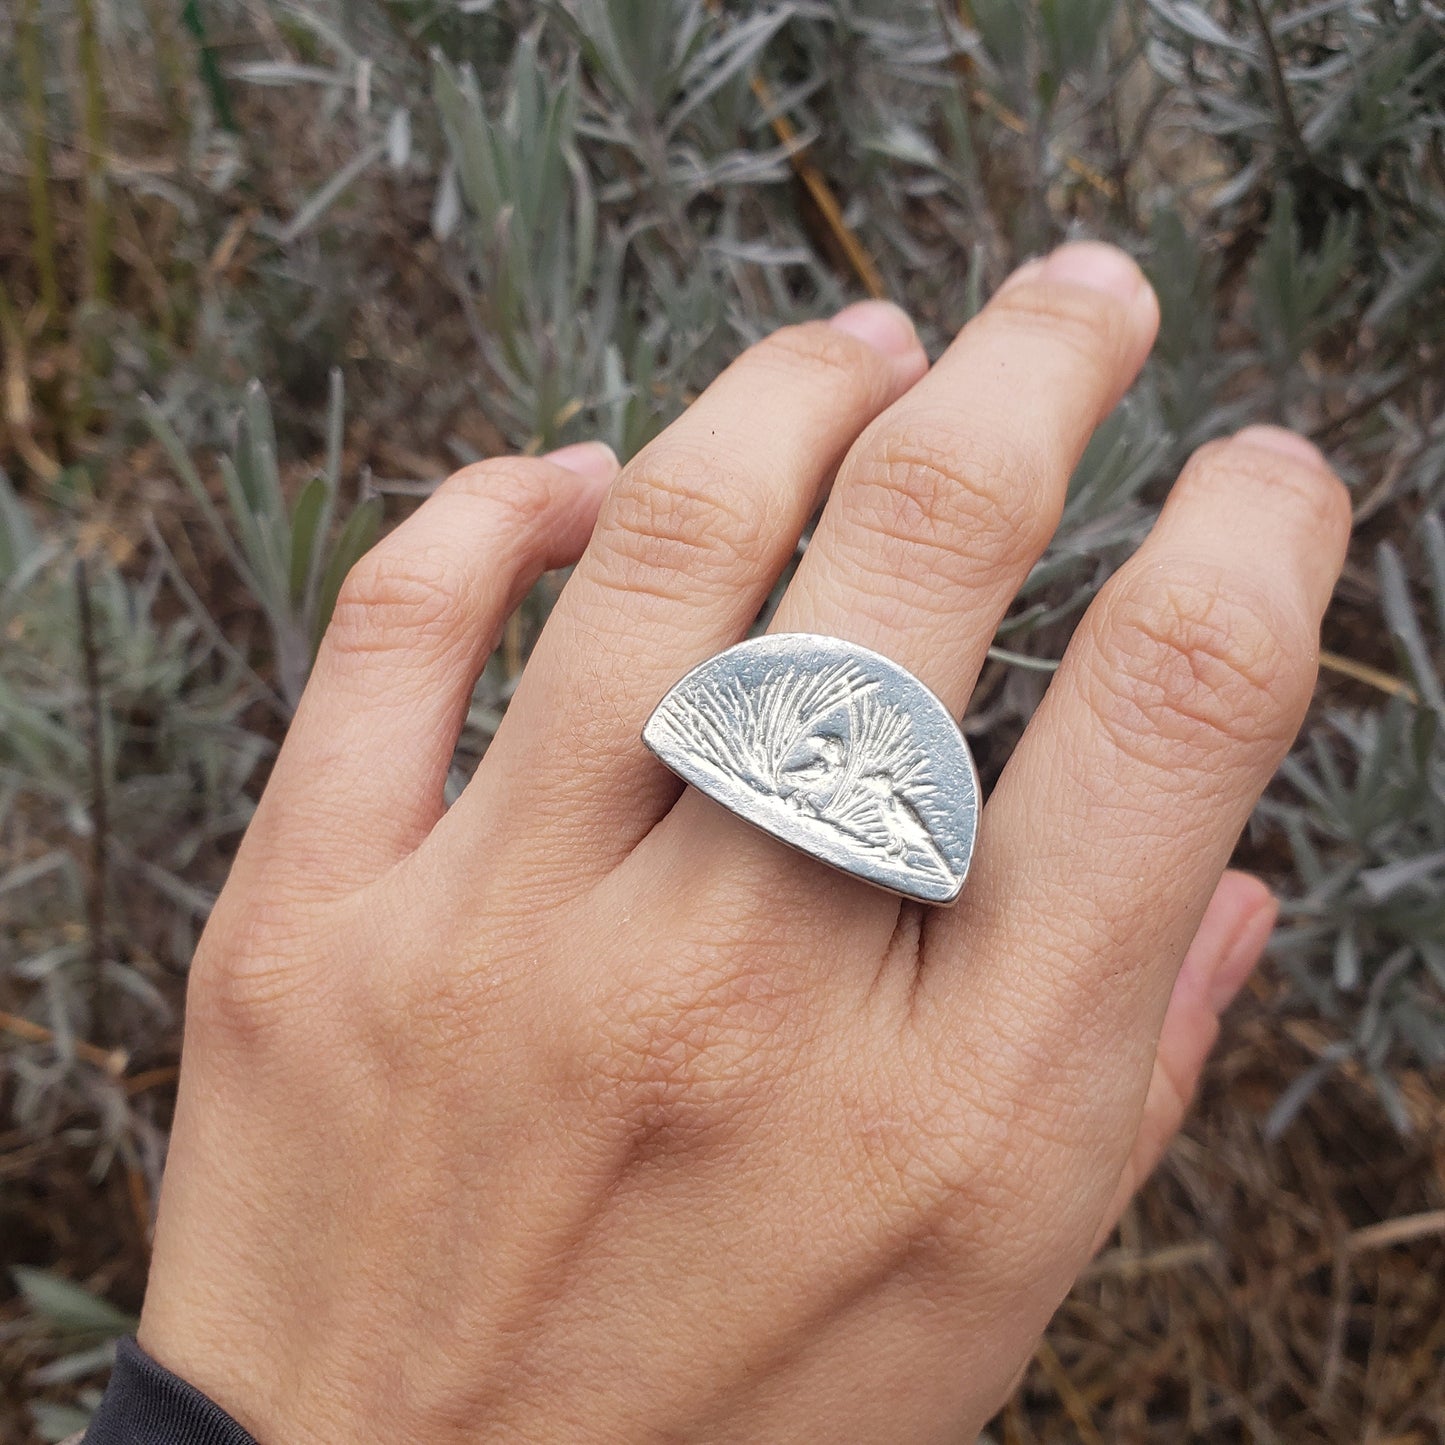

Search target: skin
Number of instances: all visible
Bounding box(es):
[138,242,1350,1443]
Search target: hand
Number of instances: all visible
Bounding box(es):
[140,242,1348,1443]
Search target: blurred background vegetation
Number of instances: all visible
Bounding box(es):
[1,1,1442,1439]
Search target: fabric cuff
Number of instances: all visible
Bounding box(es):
[80,1336,258,1445]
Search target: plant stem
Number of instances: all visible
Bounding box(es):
[705,0,885,298]
[143,0,192,145]
[0,278,62,482]
[1242,0,1312,169]
[75,557,112,1044]
[76,0,112,306]
[19,0,60,319]
[0,1008,127,1074]
[181,0,237,132]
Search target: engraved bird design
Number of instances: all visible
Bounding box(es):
[777,733,846,815]
[859,770,950,877]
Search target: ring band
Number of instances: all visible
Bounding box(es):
[642,634,979,904]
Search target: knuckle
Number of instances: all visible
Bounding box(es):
[839,419,1052,591]
[328,542,467,657]
[751,319,885,387]
[590,1012,751,1171]
[440,456,557,534]
[187,894,318,1047]
[986,276,1132,370]
[591,445,774,602]
[1087,561,1315,766]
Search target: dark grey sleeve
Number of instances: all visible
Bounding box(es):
[80,1337,258,1445]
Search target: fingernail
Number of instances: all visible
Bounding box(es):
[1234,425,1326,468]
[1207,892,1279,1014]
[1038,241,1147,305]
[828,299,919,358]
[543,440,620,485]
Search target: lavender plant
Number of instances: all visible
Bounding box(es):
[3,0,1441,1150]
[143,372,381,710]
[3,0,1444,1433]
[0,463,263,1224]
[1264,514,1445,1131]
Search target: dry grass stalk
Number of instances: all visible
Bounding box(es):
[749,70,888,301]
[1318,649,1418,703]
[0,282,61,482]
[702,0,886,299]
[0,1010,127,1077]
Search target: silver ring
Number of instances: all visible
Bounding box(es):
[642,634,979,904]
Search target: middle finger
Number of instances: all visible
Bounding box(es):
[771,242,1159,718]
[626,245,1160,957]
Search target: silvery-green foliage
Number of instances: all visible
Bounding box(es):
[10,1267,136,1440]
[142,372,381,710]
[1010,391,1172,634]
[0,470,262,1147]
[1379,515,1445,722]
[1263,512,1445,1129]
[431,4,824,456]
[433,38,631,450]
[1250,186,1359,391]
[10,1267,136,1340]
[1145,2,1445,426]
[1131,0,1445,1112]
[787,0,1138,289]
[427,0,1175,606]
[971,0,1119,111]
[1142,210,1238,451]
[1267,703,1445,1135]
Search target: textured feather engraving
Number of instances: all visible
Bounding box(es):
[647,657,953,883]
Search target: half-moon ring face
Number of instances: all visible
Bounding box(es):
[643,634,979,904]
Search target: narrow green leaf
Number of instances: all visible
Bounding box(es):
[279,138,387,246]
[11,1268,137,1338]
[217,456,284,611]
[31,1401,95,1442]
[140,397,265,599]
[313,497,383,654]
[1333,927,1360,990]
[243,381,285,516]
[288,475,328,610]
[324,368,345,490]
[1147,0,1252,53]
[0,469,38,577]
[1378,542,1445,713]
[1360,848,1445,903]
[1423,512,1445,637]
